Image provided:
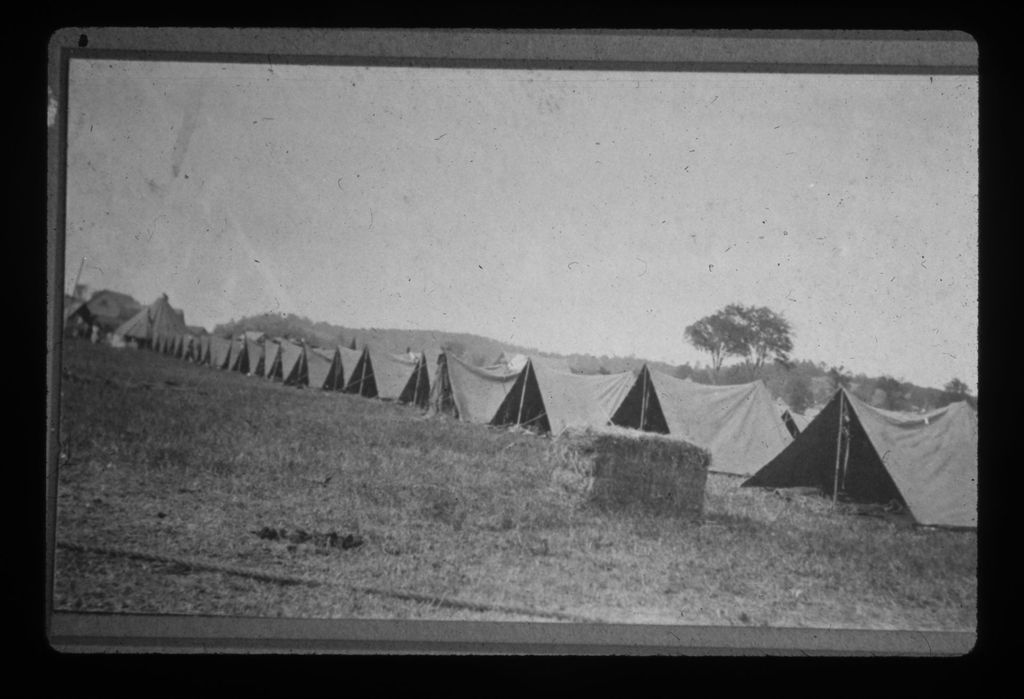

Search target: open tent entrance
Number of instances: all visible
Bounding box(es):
[306,347,340,390]
[277,339,308,386]
[342,348,378,397]
[195,336,211,365]
[366,351,431,408]
[263,340,283,380]
[742,389,906,506]
[208,336,232,370]
[398,355,431,409]
[609,365,670,434]
[430,353,459,418]
[228,338,250,374]
[491,360,551,433]
[246,338,264,376]
[321,348,345,390]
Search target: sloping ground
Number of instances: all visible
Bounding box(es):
[53,340,976,629]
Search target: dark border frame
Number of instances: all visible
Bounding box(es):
[46,27,978,655]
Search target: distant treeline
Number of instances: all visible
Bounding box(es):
[214,312,973,413]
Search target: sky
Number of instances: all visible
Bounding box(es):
[59,59,978,391]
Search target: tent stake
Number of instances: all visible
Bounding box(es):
[832,393,845,508]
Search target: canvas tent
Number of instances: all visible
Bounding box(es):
[430,352,459,417]
[209,336,232,370]
[491,359,668,435]
[743,389,977,528]
[276,339,307,386]
[337,346,374,395]
[245,337,264,376]
[227,338,250,374]
[491,352,572,374]
[366,350,431,408]
[442,353,667,436]
[647,371,794,476]
[444,352,523,424]
[195,335,211,365]
[114,294,188,349]
[608,365,671,434]
[260,340,280,379]
[306,346,341,390]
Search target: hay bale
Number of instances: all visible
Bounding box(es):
[549,426,710,519]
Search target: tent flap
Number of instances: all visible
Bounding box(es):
[648,370,793,476]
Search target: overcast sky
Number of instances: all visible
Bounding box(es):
[61,59,977,390]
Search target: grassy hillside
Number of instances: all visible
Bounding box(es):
[54,340,976,628]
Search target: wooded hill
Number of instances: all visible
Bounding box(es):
[213,312,973,414]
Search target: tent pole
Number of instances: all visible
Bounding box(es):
[413,358,421,407]
[840,412,852,491]
[640,368,648,431]
[516,362,530,426]
[360,351,367,396]
[832,393,844,508]
[70,256,85,297]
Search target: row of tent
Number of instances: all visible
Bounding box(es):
[434,352,797,479]
[110,295,977,529]
[146,329,799,478]
[154,331,431,407]
[113,295,432,405]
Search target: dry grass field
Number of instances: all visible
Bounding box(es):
[52,340,976,629]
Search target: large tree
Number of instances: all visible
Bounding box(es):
[941,377,971,407]
[875,375,910,411]
[684,311,746,382]
[944,377,970,399]
[725,304,794,380]
[685,304,794,383]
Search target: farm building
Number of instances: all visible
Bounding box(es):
[81,290,143,333]
[113,294,188,349]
